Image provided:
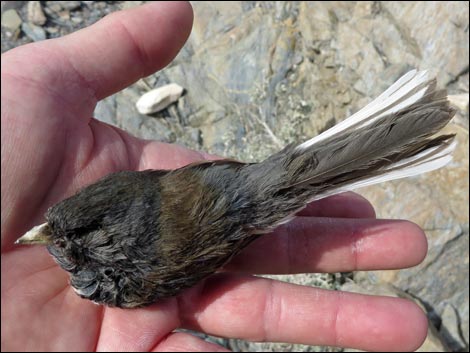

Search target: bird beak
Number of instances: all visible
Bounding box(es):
[15,222,52,245]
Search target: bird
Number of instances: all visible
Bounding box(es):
[16,69,457,308]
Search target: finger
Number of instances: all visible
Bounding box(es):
[59,2,193,100]
[96,298,229,352]
[87,119,218,172]
[2,2,193,113]
[58,1,193,100]
[134,138,220,170]
[153,332,229,352]
[178,274,428,352]
[96,300,179,352]
[296,192,376,218]
[226,218,427,274]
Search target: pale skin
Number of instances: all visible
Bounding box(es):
[1,2,429,351]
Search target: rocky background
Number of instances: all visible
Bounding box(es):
[2,1,468,351]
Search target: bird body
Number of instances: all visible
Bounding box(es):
[18,70,457,308]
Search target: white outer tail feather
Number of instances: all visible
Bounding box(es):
[297,70,430,149]
[296,69,456,202]
[309,140,456,203]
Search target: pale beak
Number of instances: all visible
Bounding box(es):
[15,222,52,245]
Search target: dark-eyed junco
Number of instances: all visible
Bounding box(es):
[17,70,456,308]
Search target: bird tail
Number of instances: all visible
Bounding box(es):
[246,70,456,230]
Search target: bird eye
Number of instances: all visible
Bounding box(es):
[104,268,113,277]
[53,238,66,247]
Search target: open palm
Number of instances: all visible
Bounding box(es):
[2,2,429,351]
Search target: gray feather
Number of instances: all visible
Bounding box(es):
[243,79,456,231]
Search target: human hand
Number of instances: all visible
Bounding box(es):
[1,2,428,351]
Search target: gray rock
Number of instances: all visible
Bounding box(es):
[21,22,46,41]
[44,26,58,35]
[1,9,22,32]
[54,1,81,11]
[381,2,469,85]
[94,95,117,126]
[121,1,144,10]
[43,1,81,23]
[449,93,469,129]
[71,16,83,25]
[440,302,468,351]
[0,1,26,12]
[43,1,63,14]
[27,1,46,26]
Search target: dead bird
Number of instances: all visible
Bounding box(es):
[16,70,457,308]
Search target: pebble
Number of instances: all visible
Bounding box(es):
[21,22,46,41]
[1,9,22,32]
[136,84,184,115]
[27,1,47,26]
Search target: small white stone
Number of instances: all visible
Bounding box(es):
[136,83,184,115]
